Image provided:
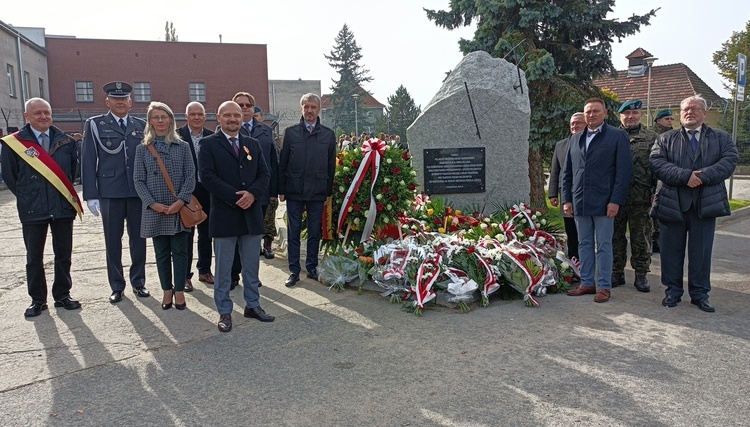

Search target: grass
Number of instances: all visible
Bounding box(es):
[730,199,750,211]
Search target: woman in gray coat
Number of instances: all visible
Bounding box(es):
[134,102,195,310]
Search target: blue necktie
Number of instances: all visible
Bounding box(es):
[688,130,699,154]
[244,123,251,135]
[39,133,50,152]
[119,118,127,133]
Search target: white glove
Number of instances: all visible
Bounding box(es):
[87,199,100,217]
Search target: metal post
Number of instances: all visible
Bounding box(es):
[352,93,359,136]
[644,57,658,124]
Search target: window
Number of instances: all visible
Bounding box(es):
[189,82,206,102]
[23,71,30,100]
[6,64,15,97]
[133,82,151,102]
[75,81,94,102]
[39,78,44,98]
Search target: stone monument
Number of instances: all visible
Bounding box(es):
[407,50,530,212]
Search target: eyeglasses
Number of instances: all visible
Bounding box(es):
[681,107,704,113]
[237,103,253,108]
[150,115,171,121]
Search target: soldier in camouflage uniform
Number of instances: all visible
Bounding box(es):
[649,109,674,253]
[612,100,657,292]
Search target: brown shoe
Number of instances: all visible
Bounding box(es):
[198,272,214,284]
[184,279,194,293]
[567,285,596,296]
[594,289,611,303]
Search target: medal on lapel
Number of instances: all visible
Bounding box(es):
[243,146,252,161]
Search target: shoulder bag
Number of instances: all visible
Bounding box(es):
[146,144,207,228]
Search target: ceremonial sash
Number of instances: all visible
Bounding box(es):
[1,132,83,219]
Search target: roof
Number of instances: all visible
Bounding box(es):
[321,89,385,109]
[594,62,725,110]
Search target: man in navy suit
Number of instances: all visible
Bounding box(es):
[178,101,214,291]
[199,101,272,332]
[81,82,150,304]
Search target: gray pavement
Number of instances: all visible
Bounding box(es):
[0,184,749,426]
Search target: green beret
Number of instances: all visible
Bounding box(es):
[617,99,642,113]
[654,109,673,121]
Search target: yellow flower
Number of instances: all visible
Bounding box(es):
[427,208,434,216]
[425,226,431,231]
[438,227,446,233]
[455,209,462,215]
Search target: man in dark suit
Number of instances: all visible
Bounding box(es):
[178,101,214,291]
[1,98,82,317]
[278,93,337,287]
[81,82,149,304]
[199,101,273,332]
[650,95,738,312]
[562,97,632,303]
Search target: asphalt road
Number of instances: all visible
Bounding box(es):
[0,185,749,426]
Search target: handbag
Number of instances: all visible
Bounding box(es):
[146,144,207,228]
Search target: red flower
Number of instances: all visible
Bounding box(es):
[401,152,410,160]
[408,183,416,191]
[377,203,384,211]
[344,177,351,184]
[392,167,401,175]
[433,218,442,225]
[473,211,480,217]
[523,229,534,236]
[391,194,398,202]
[355,247,363,255]
[382,186,390,193]
[352,160,360,168]
[353,204,361,212]
[467,246,476,254]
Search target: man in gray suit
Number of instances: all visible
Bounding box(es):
[81,82,150,304]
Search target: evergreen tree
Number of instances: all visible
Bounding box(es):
[385,85,421,143]
[426,1,657,209]
[165,21,178,42]
[324,24,372,134]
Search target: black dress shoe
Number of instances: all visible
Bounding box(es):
[258,281,263,288]
[230,280,240,290]
[691,299,715,313]
[109,291,123,304]
[662,295,682,307]
[285,273,300,287]
[54,297,81,310]
[244,306,275,322]
[306,269,319,281]
[133,287,150,298]
[24,302,48,317]
[218,313,232,332]
[263,249,275,260]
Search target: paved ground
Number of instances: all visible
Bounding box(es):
[0,183,749,426]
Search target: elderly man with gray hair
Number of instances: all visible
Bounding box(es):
[650,95,738,312]
[278,93,337,287]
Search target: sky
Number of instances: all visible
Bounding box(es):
[3,1,749,108]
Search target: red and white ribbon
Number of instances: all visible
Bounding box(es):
[412,253,441,309]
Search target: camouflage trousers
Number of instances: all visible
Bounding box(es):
[613,202,652,274]
[264,198,279,238]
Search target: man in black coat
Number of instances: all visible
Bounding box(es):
[199,101,272,332]
[178,101,214,291]
[278,93,337,287]
[1,98,82,317]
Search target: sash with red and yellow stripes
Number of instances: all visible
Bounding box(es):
[1,132,83,219]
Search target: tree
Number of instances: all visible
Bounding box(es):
[712,20,750,148]
[165,21,178,42]
[385,85,421,142]
[425,1,657,210]
[324,24,372,134]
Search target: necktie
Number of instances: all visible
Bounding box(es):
[688,130,699,154]
[587,129,599,137]
[243,123,251,135]
[229,137,240,157]
[308,124,314,133]
[39,133,50,152]
[119,118,127,133]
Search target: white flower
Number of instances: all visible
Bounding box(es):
[376,194,383,201]
[531,214,538,220]
[535,222,540,228]
[521,219,527,224]
[342,166,350,172]
[400,180,406,186]
[386,158,393,164]
[494,234,506,242]
[348,207,353,212]
[354,217,361,224]
[516,232,523,238]
[561,263,570,271]
[480,223,488,229]
[410,170,416,176]
[483,217,491,223]
[387,204,393,211]
[541,219,547,225]
[383,217,390,223]
[491,222,498,228]
[384,177,390,184]
[535,211,542,217]
[339,186,345,193]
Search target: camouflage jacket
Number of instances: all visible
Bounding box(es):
[622,124,658,204]
[652,122,673,135]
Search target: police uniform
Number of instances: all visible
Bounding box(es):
[81,82,148,300]
[612,100,657,291]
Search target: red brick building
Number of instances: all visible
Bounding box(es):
[45,36,268,132]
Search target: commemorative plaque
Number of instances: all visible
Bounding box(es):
[423,147,485,194]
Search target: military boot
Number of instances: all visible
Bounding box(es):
[262,236,275,259]
[611,272,626,288]
[634,274,650,293]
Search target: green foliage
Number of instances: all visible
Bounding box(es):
[712,20,750,144]
[324,24,373,135]
[384,85,421,142]
[164,21,178,42]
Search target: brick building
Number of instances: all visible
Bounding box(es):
[45,36,269,132]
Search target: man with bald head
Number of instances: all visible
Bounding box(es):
[1,98,82,317]
[199,101,273,332]
[178,101,214,291]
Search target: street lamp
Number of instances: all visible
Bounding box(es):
[352,93,359,136]
[644,56,658,124]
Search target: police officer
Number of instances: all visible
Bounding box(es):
[650,109,674,253]
[81,82,150,303]
[612,99,657,292]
